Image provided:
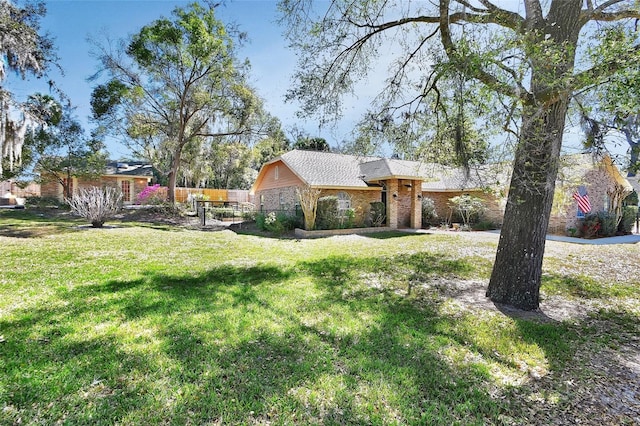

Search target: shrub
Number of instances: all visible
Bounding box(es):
[255,211,300,235]
[67,187,122,228]
[342,207,356,229]
[316,196,339,230]
[369,201,386,227]
[421,197,438,227]
[472,220,497,231]
[136,184,166,205]
[256,212,267,230]
[580,211,617,238]
[596,211,617,237]
[579,214,600,238]
[618,206,638,234]
[449,195,485,230]
[264,212,285,234]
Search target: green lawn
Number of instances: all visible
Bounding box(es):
[1,209,638,425]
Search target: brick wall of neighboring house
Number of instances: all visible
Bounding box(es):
[40,179,61,200]
[556,168,619,232]
[423,190,504,226]
[40,175,151,204]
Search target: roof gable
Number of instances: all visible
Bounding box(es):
[279,150,379,188]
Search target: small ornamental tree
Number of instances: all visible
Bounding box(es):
[67,187,122,228]
[296,185,322,230]
[449,195,485,231]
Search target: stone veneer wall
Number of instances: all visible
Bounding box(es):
[256,186,299,213]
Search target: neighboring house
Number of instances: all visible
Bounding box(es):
[251,149,633,231]
[41,161,154,205]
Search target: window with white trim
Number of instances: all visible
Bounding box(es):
[337,191,351,213]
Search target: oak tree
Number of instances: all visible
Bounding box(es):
[0,0,55,176]
[280,0,640,310]
[91,2,261,203]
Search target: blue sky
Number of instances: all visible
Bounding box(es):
[7,0,356,158]
[6,1,628,163]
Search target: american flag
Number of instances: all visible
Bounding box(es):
[572,186,591,214]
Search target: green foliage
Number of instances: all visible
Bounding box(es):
[618,206,638,234]
[292,136,330,152]
[20,101,108,188]
[91,2,262,203]
[90,79,130,119]
[24,195,65,209]
[421,197,438,227]
[624,190,638,207]
[580,211,618,238]
[256,211,300,235]
[472,220,497,231]
[448,195,485,230]
[369,201,386,227]
[315,195,339,230]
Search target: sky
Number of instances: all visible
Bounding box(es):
[7,0,359,159]
[5,0,630,163]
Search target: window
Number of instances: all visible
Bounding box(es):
[279,192,285,210]
[260,194,264,212]
[274,165,279,180]
[337,191,351,212]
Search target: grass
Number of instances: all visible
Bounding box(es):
[1,209,639,425]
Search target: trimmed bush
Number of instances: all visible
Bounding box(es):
[316,196,339,230]
[618,206,638,235]
[421,197,438,227]
[580,211,617,238]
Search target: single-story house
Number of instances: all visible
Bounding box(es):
[41,161,154,205]
[251,149,633,231]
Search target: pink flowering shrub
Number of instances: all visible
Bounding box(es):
[136,184,167,205]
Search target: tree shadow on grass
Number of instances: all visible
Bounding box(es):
[3,253,637,424]
[0,209,82,238]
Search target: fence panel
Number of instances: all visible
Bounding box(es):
[174,188,228,203]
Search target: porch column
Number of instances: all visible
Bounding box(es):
[387,179,399,229]
[410,179,422,229]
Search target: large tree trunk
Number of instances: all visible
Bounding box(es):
[485,0,582,311]
[486,99,569,310]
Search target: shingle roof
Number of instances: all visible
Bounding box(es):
[279,150,379,188]
[420,163,509,191]
[265,150,629,193]
[276,150,504,191]
[360,158,434,181]
[105,161,154,177]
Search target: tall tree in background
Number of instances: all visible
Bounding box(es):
[26,100,107,199]
[280,0,640,310]
[91,2,261,203]
[579,26,640,177]
[0,0,54,176]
